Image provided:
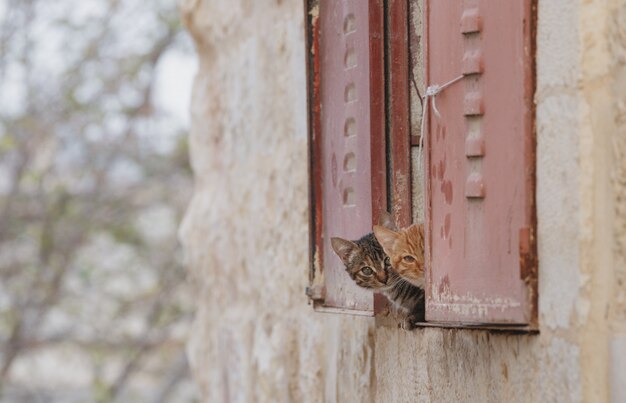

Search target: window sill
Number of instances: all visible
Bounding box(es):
[374,315,539,334]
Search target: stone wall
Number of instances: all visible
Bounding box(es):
[610,0,626,334]
[179,0,625,402]
[609,2,626,401]
[178,1,375,401]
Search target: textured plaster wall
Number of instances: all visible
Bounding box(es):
[610,0,626,334]
[179,0,624,402]
[608,2,626,401]
[179,1,374,401]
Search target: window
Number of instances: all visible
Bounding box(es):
[305,0,537,330]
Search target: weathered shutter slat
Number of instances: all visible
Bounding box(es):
[424,0,536,325]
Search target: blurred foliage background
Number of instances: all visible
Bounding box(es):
[0,0,197,401]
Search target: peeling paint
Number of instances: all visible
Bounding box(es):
[308,4,319,20]
[430,277,522,319]
[392,169,408,220]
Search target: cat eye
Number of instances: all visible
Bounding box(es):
[360,267,373,276]
[402,255,416,263]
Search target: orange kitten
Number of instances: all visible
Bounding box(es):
[373,223,425,288]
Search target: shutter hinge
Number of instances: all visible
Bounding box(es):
[305,285,326,302]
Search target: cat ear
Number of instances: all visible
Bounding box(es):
[331,237,357,264]
[417,223,425,238]
[373,225,399,253]
[378,211,398,231]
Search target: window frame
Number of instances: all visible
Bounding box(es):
[305,0,538,332]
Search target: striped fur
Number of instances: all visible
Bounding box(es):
[383,270,425,326]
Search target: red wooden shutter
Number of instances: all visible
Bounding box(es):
[424,0,537,325]
[306,0,385,314]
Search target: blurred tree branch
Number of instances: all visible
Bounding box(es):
[0,0,195,401]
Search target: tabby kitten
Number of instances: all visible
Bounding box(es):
[330,233,390,290]
[373,223,425,288]
[330,230,425,329]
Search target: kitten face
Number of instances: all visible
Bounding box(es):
[373,223,425,287]
[330,233,390,289]
[331,227,426,328]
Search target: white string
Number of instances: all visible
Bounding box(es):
[416,75,464,213]
[418,75,464,152]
